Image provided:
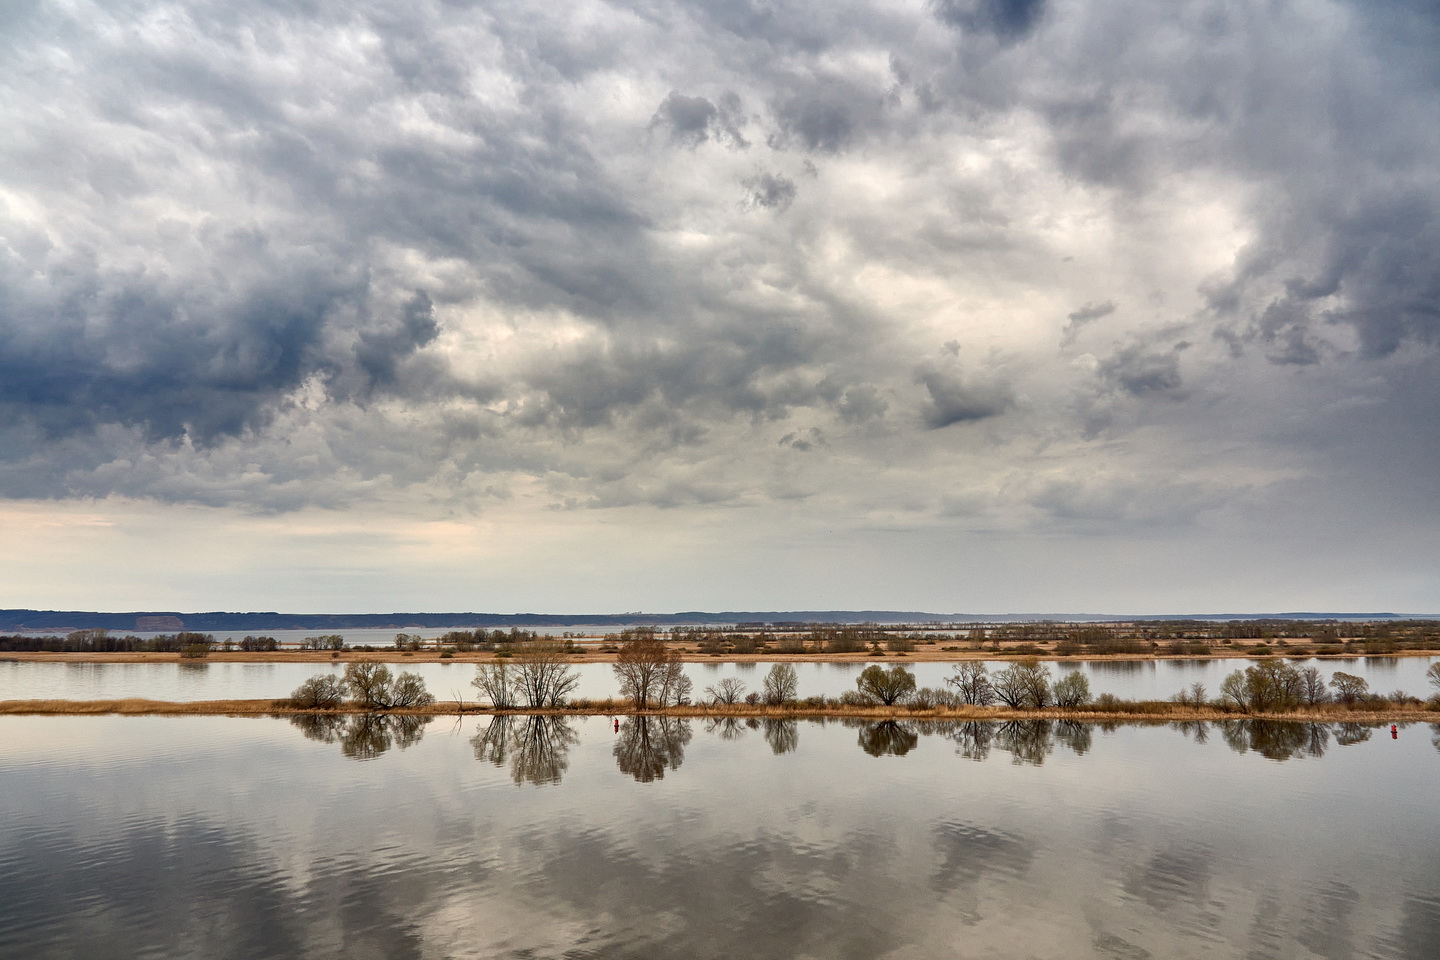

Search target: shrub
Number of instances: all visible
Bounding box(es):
[1329,671,1369,706]
[388,672,436,708]
[1052,671,1092,708]
[290,675,347,709]
[344,662,432,709]
[856,665,917,705]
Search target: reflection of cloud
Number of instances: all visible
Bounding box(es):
[930,820,1034,917]
[5,716,1440,959]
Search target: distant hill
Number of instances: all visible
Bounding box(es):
[0,608,1429,633]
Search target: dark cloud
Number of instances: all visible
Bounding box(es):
[917,364,1013,428]
[932,0,1049,41]
[742,171,797,210]
[1097,342,1189,397]
[652,91,749,148]
[0,0,1437,586]
[769,71,890,153]
[1061,300,1116,347]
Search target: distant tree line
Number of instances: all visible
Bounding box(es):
[0,629,219,654]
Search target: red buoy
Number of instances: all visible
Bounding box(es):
[1391,724,1398,739]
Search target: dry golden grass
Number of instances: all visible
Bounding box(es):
[1,697,1434,723]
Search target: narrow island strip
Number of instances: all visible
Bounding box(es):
[1,697,1435,724]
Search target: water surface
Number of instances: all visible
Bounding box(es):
[0,656,1433,704]
[2,715,1437,959]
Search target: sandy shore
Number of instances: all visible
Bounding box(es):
[2,647,1436,665]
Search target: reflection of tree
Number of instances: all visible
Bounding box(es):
[472,715,514,766]
[1432,724,1440,754]
[1054,720,1092,756]
[614,717,692,782]
[290,712,347,743]
[1220,720,1328,761]
[509,716,579,786]
[471,715,579,785]
[1173,720,1210,744]
[762,719,799,755]
[290,713,428,760]
[1336,723,1374,747]
[857,721,919,757]
[704,717,748,741]
[948,721,995,761]
[995,720,1053,766]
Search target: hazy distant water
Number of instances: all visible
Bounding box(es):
[0,656,1434,704]
[1,715,1437,959]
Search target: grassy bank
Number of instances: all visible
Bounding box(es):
[2,697,1435,723]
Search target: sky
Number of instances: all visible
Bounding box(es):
[1,0,1438,615]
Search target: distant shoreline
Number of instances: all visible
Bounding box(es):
[0,697,1434,723]
[3,608,1434,633]
[1,648,1437,665]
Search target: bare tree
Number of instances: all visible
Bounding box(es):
[1299,666,1330,706]
[946,661,994,705]
[613,633,681,708]
[473,661,518,709]
[657,660,693,707]
[763,663,799,705]
[705,677,747,705]
[991,659,1052,709]
[513,642,580,708]
[344,662,394,708]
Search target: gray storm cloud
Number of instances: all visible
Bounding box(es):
[0,0,1437,543]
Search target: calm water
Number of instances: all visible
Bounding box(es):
[0,656,1434,704]
[1,715,1437,959]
